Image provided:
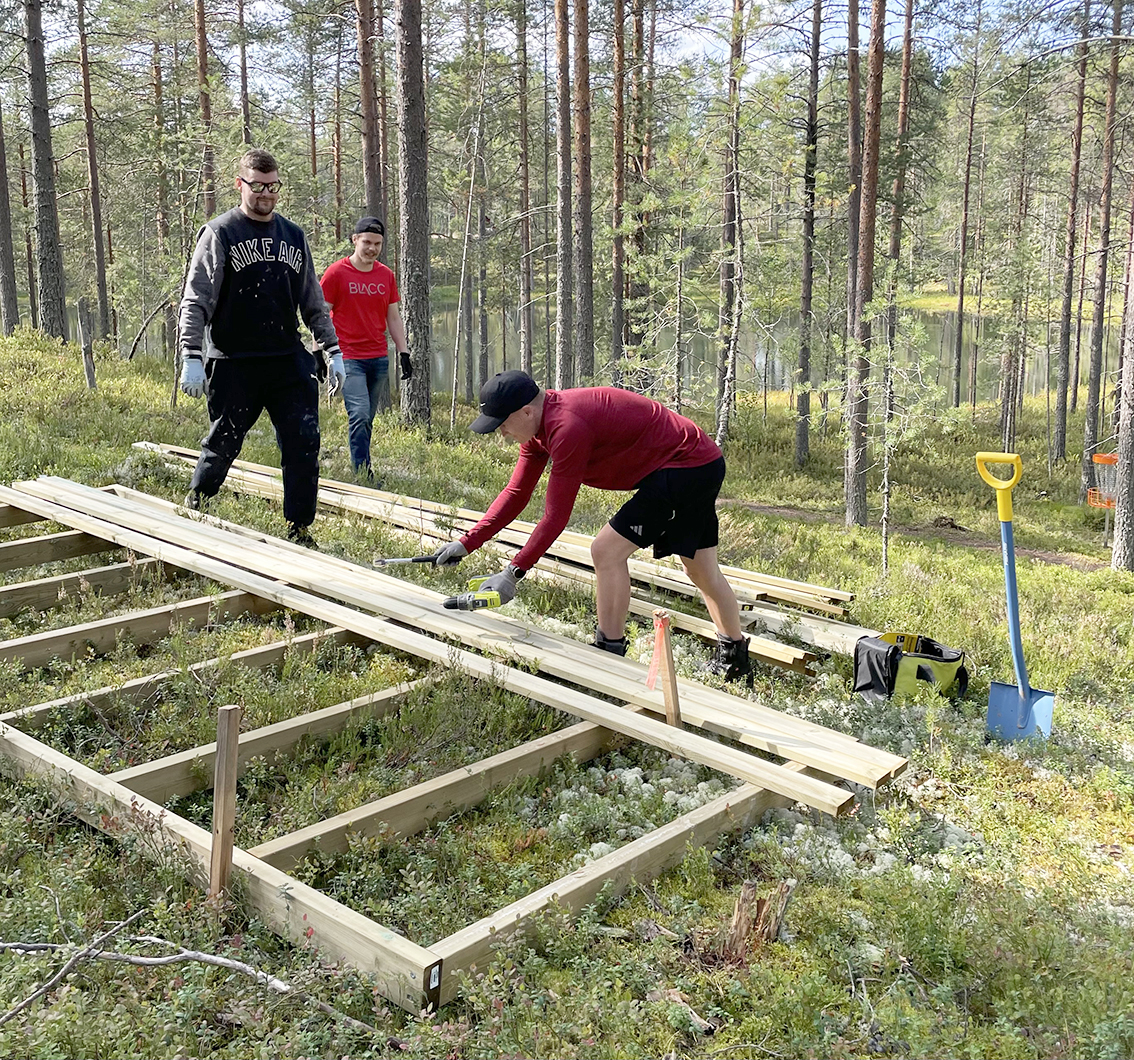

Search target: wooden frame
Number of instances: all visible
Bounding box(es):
[0,478,906,1014]
[0,558,170,619]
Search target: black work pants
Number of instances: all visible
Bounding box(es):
[190,351,321,526]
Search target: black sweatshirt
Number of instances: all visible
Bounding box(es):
[178,207,339,359]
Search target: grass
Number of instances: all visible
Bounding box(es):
[1,330,1133,1058]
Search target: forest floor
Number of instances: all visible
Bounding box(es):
[726,497,1109,571]
[1,331,1132,1059]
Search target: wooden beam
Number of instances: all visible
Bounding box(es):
[431,763,822,1004]
[0,627,368,732]
[0,530,117,573]
[111,683,423,802]
[91,484,902,787]
[1,482,856,816]
[0,558,172,619]
[249,718,625,872]
[0,503,42,529]
[0,589,279,671]
[0,722,442,1012]
[209,705,241,899]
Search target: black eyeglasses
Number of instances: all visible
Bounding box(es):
[238,177,282,194]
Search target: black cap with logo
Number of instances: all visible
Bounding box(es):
[470,370,540,433]
[353,216,385,236]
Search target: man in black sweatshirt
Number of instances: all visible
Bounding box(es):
[178,148,342,547]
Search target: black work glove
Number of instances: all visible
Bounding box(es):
[399,351,413,381]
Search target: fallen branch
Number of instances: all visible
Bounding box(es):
[0,908,146,1028]
[0,930,381,1037]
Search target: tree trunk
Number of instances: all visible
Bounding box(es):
[572,0,593,382]
[1082,0,1123,499]
[625,0,646,349]
[358,0,384,220]
[1115,183,1134,569]
[516,0,534,376]
[77,0,109,339]
[18,143,36,330]
[237,0,251,143]
[845,0,886,527]
[845,0,862,342]
[881,0,915,468]
[378,0,391,225]
[1053,1,1090,460]
[795,0,821,469]
[478,189,489,389]
[193,0,215,216]
[25,0,66,340]
[611,0,625,383]
[717,0,743,413]
[1001,68,1031,453]
[152,42,176,356]
[395,0,431,425]
[951,1,981,408]
[1072,205,1091,414]
[334,26,343,241]
[0,101,21,334]
[553,0,573,388]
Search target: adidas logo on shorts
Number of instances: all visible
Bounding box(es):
[631,525,643,536]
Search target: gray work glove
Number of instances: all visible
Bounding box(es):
[432,540,469,567]
[327,349,345,398]
[478,563,524,606]
[179,352,205,398]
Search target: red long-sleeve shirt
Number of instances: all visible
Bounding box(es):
[460,387,721,570]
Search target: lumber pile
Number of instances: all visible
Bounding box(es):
[136,441,879,661]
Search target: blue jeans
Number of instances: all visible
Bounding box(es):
[342,356,390,471]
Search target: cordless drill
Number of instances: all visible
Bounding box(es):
[443,576,503,610]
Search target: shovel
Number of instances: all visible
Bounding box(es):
[976,452,1055,740]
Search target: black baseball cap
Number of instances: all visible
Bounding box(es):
[470,370,540,433]
[354,216,385,236]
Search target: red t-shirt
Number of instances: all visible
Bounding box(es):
[319,257,400,359]
[461,387,721,570]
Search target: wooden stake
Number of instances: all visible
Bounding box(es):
[650,609,682,729]
[209,704,241,900]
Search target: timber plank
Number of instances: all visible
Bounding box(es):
[111,682,424,802]
[0,530,117,573]
[40,481,902,787]
[0,723,442,1012]
[0,627,368,731]
[2,482,856,815]
[0,589,279,671]
[0,503,42,529]
[0,558,171,618]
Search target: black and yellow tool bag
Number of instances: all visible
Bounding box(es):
[853,632,968,702]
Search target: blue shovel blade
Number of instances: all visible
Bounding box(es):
[987,681,1054,740]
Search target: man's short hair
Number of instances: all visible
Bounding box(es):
[238,148,279,176]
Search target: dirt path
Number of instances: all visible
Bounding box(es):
[723,499,1107,572]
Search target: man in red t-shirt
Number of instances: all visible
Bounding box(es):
[432,370,751,682]
[320,217,412,480]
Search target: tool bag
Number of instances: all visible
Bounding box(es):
[853,632,968,702]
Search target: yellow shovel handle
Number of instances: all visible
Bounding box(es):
[976,452,1022,522]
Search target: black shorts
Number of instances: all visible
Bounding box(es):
[608,456,725,560]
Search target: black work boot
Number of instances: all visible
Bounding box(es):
[287,523,318,549]
[183,489,207,511]
[706,634,752,685]
[593,629,628,656]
